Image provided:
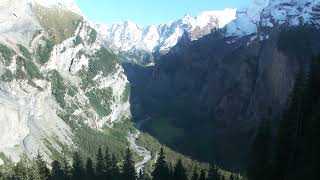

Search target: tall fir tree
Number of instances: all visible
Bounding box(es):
[247,113,272,180]
[274,68,308,180]
[138,170,144,180]
[229,174,234,180]
[85,158,95,180]
[198,170,207,180]
[95,147,105,180]
[191,168,199,180]
[207,165,220,180]
[13,159,28,180]
[122,147,136,180]
[62,157,71,180]
[110,154,120,180]
[152,147,170,180]
[50,160,64,180]
[172,159,187,180]
[35,152,50,180]
[71,152,85,180]
[104,148,112,179]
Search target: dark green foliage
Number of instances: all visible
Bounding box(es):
[36,38,54,64]
[15,56,42,80]
[74,35,83,46]
[138,170,144,180]
[172,159,188,180]
[273,68,308,180]
[50,160,64,180]
[248,56,320,180]
[1,69,14,82]
[95,147,105,180]
[13,160,27,180]
[229,175,234,180]
[49,70,66,107]
[85,158,95,180]
[88,29,97,44]
[71,152,85,180]
[35,153,50,180]
[191,168,199,180]
[0,146,220,180]
[18,45,32,60]
[122,147,136,180]
[110,154,120,180]
[88,48,117,77]
[207,165,220,180]
[104,148,112,179]
[0,43,14,66]
[62,157,71,180]
[71,120,133,163]
[85,87,112,117]
[198,170,206,180]
[136,132,209,177]
[247,114,272,180]
[152,147,170,180]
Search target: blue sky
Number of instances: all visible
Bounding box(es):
[75,0,252,25]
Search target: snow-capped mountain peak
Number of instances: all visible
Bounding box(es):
[96,8,237,53]
[226,0,320,37]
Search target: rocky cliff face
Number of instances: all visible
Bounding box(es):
[0,0,130,163]
[127,0,320,169]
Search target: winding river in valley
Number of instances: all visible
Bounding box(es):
[127,117,152,173]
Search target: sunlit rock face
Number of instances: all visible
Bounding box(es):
[0,0,130,163]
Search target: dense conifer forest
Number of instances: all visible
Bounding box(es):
[247,56,320,180]
[0,146,241,180]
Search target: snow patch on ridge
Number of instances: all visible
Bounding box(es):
[226,0,271,36]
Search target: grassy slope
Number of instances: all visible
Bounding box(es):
[33,4,81,44]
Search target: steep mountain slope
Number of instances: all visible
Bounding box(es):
[95,9,237,65]
[127,0,320,170]
[0,0,130,163]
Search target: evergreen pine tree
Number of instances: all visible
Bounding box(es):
[110,154,120,180]
[198,170,206,180]
[207,165,220,180]
[50,160,64,180]
[122,147,136,180]
[229,174,234,180]
[274,68,307,180]
[35,152,50,180]
[152,147,170,180]
[95,147,105,180]
[191,168,199,180]
[138,170,144,180]
[247,113,272,180]
[13,160,27,180]
[104,148,112,179]
[172,159,187,180]
[85,158,95,180]
[62,157,71,180]
[71,152,85,180]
